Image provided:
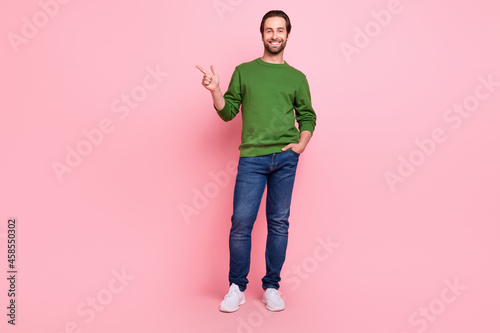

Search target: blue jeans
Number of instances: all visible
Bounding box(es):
[228,149,300,292]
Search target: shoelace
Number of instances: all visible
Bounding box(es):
[224,289,238,299]
[267,289,281,297]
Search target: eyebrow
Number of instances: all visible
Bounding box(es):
[265,27,285,30]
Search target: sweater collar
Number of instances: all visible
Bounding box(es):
[256,57,289,68]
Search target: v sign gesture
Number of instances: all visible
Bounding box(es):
[195,65,220,92]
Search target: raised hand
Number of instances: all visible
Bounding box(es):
[195,64,220,92]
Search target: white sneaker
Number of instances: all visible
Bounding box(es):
[220,283,246,313]
[262,288,285,311]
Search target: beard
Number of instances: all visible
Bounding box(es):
[263,38,287,54]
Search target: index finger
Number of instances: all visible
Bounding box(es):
[195,65,208,75]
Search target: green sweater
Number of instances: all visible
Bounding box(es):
[215,57,317,157]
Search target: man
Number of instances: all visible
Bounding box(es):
[196,10,316,312]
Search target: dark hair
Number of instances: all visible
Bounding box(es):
[260,10,291,37]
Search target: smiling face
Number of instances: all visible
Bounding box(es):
[261,16,289,55]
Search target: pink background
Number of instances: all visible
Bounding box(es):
[1,0,499,332]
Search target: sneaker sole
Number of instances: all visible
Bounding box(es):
[219,297,246,313]
[262,299,285,312]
